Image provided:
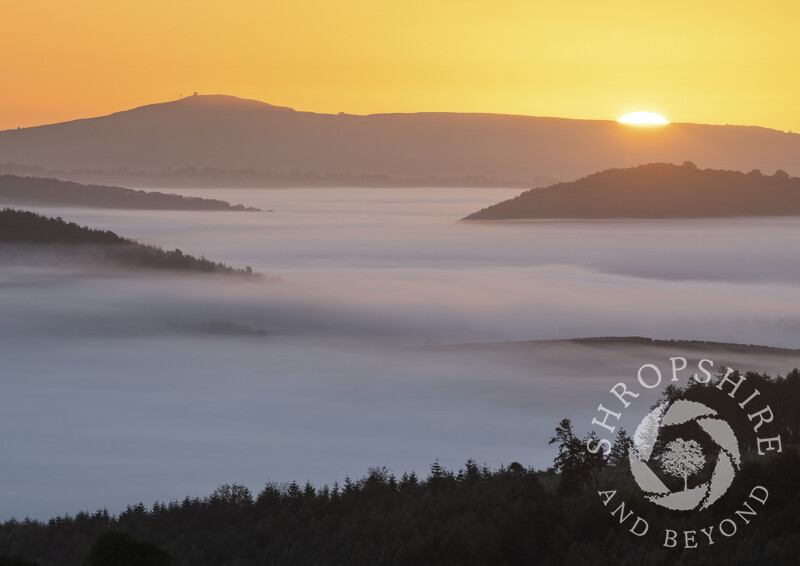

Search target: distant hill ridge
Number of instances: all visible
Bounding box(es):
[0,174,259,210]
[1,94,799,186]
[463,162,800,220]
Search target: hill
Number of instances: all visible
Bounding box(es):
[0,208,257,275]
[463,162,800,220]
[0,174,259,210]
[1,95,799,186]
[0,380,798,565]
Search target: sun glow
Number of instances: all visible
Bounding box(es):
[617,111,670,125]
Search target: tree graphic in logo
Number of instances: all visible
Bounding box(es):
[628,399,740,511]
[660,439,706,492]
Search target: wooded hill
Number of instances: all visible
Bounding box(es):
[0,367,798,565]
[464,162,800,219]
[0,208,257,275]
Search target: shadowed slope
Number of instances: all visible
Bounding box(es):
[0,208,257,275]
[0,174,259,210]
[464,162,800,219]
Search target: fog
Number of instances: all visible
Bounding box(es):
[2,187,800,520]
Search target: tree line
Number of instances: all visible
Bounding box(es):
[0,208,258,276]
[0,368,797,565]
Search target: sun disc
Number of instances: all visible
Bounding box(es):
[617,111,669,125]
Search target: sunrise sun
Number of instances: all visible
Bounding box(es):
[617,111,670,125]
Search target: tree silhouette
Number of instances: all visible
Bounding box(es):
[0,443,799,565]
[660,439,706,491]
[549,418,605,493]
[608,428,632,467]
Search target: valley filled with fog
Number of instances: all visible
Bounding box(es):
[2,187,800,520]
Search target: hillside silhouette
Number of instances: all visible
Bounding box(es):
[0,208,257,275]
[1,95,799,186]
[464,162,800,220]
[0,163,536,189]
[1,361,798,566]
[0,174,258,210]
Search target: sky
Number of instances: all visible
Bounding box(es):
[2,1,799,131]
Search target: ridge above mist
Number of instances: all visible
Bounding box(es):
[1,95,799,186]
[464,162,800,220]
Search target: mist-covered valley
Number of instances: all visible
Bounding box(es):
[2,187,800,521]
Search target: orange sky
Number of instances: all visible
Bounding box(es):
[2,1,798,132]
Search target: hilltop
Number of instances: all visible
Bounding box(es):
[463,162,800,220]
[1,95,799,186]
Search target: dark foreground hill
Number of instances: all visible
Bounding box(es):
[1,94,799,186]
[0,174,259,210]
[464,162,800,220]
[0,365,798,565]
[0,208,256,275]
